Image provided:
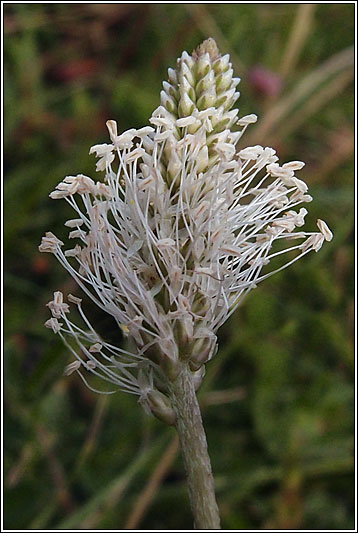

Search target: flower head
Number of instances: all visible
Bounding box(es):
[40,39,332,420]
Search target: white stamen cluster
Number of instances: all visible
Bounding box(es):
[40,39,332,420]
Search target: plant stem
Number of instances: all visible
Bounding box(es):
[169,363,221,529]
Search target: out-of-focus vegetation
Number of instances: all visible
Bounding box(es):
[4,4,354,530]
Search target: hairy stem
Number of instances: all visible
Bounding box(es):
[169,363,221,529]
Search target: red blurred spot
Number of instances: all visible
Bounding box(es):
[49,58,99,82]
[32,255,51,275]
[12,333,27,353]
[248,66,283,98]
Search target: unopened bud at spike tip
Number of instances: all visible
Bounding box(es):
[193,38,220,61]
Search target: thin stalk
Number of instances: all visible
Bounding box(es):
[169,363,221,529]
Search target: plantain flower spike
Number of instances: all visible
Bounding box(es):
[39,38,332,423]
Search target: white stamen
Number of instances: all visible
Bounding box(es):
[64,360,81,376]
[317,219,333,241]
[45,317,63,333]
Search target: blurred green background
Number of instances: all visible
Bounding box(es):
[4,3,354,530]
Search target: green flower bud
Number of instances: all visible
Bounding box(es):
[174,316,194,348]
[180,61,195,87]
[216,68,234,92]
[213,53,230,74]
[167,67,178,84]
[197,90,216,111]
[191,291,210,317]
[146,390,176,425]
[196,53,212,79]
[160,90,176,114]
[161,354,181,381]
[196,70,215,95]
[189,333,217,371]
[162,81,178,101]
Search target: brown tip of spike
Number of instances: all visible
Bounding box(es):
[193,38,220,61]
